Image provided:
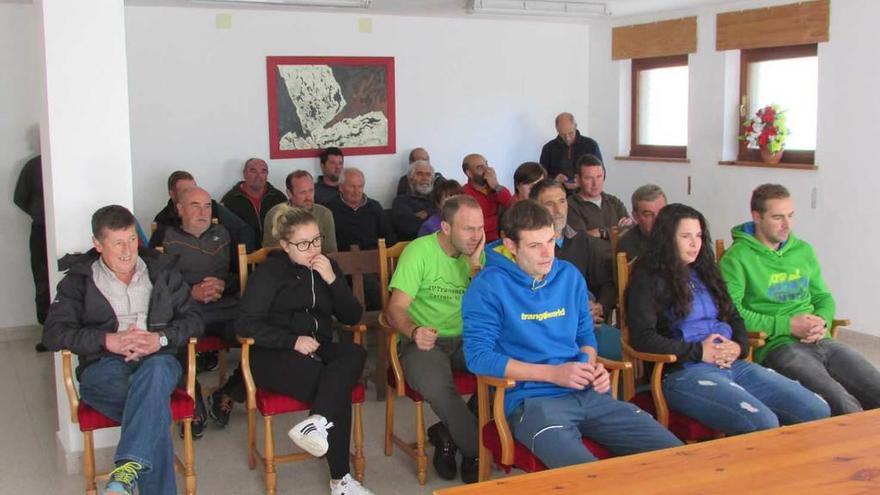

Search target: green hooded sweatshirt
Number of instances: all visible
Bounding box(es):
[719,222,835,363]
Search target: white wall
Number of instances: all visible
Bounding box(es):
[124,6,592,230]
[0,4,43,329]
[588,0,880,334]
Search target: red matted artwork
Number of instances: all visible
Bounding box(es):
[266,56,396,159]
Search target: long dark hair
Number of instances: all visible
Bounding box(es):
[637,203,734,321]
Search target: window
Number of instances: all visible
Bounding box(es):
[739,44,817,164]
[631,55,689,159]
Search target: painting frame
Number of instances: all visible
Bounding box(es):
[266,56,396,159]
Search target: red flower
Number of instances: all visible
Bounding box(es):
[762,108,775,124]
[759,134,769,146]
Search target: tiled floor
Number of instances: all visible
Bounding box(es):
[6,329,880,494]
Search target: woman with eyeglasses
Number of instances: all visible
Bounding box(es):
[237,207,373,495]
[626,203,829,435]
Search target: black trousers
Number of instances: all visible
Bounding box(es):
[30,223,50,324]
[251,341,366,479]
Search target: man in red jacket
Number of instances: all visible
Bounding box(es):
[461,153,513,242]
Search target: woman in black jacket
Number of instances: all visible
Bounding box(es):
[237,208,372,495]
[626,204,828,435]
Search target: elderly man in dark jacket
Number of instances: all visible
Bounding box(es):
[539,112,603,189]
[391,160,438,241]
[43,205,202,495]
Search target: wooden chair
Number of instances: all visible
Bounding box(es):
[378,238,480,485]
[715,239,850,340]
[616,252,723,442]
[61,339,198,495]
[236,244,367,495]
[476,357,632,482]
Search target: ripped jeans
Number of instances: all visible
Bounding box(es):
[507,389,681,469]
[663,360,830,435]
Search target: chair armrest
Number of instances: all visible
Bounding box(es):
[387,332,405,396]
[649,359,671,427]
[831,319,850,339]
[237,338,257,409]
[339,323,369,345]
[186,338,197,399]
[477,375,516,466]
[61,350,80,424]
[596,357,632,400]
[622,342,678,364]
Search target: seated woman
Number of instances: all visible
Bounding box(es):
[237,208,372,495]
[626,203,829,434]
[417,179,464,237]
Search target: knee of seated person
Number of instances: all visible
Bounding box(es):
[739,406,779,433]
[803,394,832,421]
[139,354,182,380]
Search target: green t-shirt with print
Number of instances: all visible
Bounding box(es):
[389,233,483,338]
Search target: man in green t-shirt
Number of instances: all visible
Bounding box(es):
[387,194,485,484]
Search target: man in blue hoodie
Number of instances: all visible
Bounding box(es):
[463,200,680,469]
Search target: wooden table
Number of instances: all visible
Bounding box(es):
[435,409,880,495]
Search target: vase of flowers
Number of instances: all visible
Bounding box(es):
[740,104,788,164]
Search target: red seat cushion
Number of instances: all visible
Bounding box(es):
[196,336,231,353]
[387,367,477,402]
[255,384,366,417]
[631,391,719,441]
[78,388,194,432]
[481,420,612,473]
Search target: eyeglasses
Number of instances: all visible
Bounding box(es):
[284,235,323,252]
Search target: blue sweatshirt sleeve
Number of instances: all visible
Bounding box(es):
[462,273,510,378]
[574,273,598,350]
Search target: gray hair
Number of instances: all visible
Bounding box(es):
[555,112,576,127]
[338,167,365,186]
[631,184,667,213]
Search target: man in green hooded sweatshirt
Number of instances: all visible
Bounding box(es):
[720,183,880,416]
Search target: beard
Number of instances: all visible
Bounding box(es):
[413,182,433,196]
[471,174,487,187]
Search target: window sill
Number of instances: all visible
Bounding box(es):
[615,156,691,164]
[718,160,817,171]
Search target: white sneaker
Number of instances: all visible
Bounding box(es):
[330,474,374,495]
[288,414,334,457]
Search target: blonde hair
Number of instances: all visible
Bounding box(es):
[272,207,317,243]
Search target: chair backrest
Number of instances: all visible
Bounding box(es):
[715,238,726,262]
[328,245,381,324]
[615,252,638,345]
[150,222,158,234]
[237,243,277,296]
[377,238,410,312]
[610,225,619,259]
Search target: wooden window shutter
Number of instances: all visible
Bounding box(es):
[716,0,829,51]
[612,17,697,60]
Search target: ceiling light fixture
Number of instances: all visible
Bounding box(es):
[468,0,610,18]
[194,0,372,8]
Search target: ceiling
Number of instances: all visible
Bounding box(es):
[118,0,749,21]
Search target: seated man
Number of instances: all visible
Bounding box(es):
[391,160,438,241]
[530,179,620,359]
[263,170,338,252]
[616,184,667,259]
[396,147,431,196]
[567,154,634,240]
[462,200,681,470]
[221,158,286,248]
[386,195,486,484]
[42,205,202,495]
[162,187,245,427]
[315,147,344,205]
[720,183,880,416]
[325,167,396,252]
[461,153,513,242]
[151,170,255,252]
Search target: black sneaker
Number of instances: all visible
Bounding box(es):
[427,422,457,480]
[460,455,479,484]
[207,389,233,428]
[35,342,48,353]
[181,389,207,439]
[196,351,219,373]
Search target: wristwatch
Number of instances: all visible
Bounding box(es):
[158,331,169,348]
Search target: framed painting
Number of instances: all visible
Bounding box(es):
[266,56,396,159]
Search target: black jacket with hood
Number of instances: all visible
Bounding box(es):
[42,247,203,377]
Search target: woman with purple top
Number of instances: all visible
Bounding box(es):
[626,203,829,435]
[417,179,464,237]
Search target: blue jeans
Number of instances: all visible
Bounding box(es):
[763,339,880,416]
[663,360,830,435]
[507,389,681,469]
[595,324,622,361]
[79,354,182,495]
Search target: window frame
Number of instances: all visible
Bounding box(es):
[738,43,817,164]
[630,54,689,160]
